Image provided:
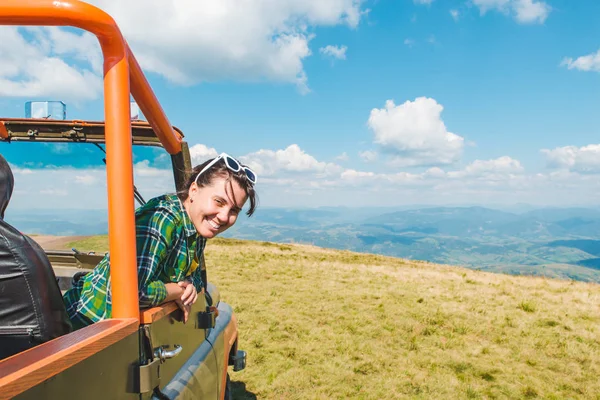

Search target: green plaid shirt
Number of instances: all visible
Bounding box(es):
[64,194,205,328]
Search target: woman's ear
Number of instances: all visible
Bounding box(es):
[188,182,198,201]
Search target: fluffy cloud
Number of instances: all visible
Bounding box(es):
[75,174,98,185]
[319,45,348,60]
[241,144,343,177]
[448,156,524,179]
[90,0,364,92]
[359,150,378,162]
[561,49,600,73]
[450,9,460,21]
[340,169,375,181]
[335,152,349,161]
[542,144,600,173]
[367,97,465,167]
[8,144,600,208]
[1,1,365,99]
[189,144,219,165]
[0,27,102,100]
[413,0,434,5]
[472,0,551,24]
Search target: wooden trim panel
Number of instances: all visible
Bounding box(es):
[140,302,179,324]
[0,318,138,399]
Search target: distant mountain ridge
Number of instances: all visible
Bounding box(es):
[8,205,600,282]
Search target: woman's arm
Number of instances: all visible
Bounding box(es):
[136,208,179,307]
[163,282,185,302]
[164,282,193,323]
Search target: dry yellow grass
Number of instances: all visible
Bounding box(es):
[69,236,600,399]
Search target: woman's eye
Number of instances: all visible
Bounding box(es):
[215,198,225,205]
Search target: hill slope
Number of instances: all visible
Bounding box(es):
[66,236,600,399]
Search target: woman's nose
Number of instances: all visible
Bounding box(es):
[216,208,228,223]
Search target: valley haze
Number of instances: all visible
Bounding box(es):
[10,204,600,283]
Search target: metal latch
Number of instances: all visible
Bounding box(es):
[230,350,247,372]
[136,358,160,393]
[197,306,218,329]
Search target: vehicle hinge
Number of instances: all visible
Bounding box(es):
[196,306,218,329]
[62,128,86,141]
[135,358,161,393]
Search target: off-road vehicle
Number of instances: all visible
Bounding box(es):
[0,1,245,398]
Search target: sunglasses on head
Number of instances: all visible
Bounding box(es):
[194,152,257,185]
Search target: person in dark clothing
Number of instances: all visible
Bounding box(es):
[0,154,71,360]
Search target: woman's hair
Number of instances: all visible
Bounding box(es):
[177,158,258,217]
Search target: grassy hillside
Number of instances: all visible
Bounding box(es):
[68,236,600,399]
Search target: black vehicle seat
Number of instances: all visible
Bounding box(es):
[0,154,72,360]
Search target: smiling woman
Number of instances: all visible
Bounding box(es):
[63,153,258,329]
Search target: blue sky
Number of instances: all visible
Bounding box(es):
[1,0,600,210]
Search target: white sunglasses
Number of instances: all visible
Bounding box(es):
[194,152,257,185]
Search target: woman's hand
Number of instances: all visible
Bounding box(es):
[175,298,192,324]
[163,281,198,324]
[178,280,198,306]
[176,280,198,324]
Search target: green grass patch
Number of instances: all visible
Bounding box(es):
[67,236,600,399]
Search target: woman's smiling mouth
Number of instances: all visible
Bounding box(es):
[207,219,221,230]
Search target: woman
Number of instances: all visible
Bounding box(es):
[63,153,257,329]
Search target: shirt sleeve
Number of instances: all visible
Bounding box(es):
[136,208,178,308]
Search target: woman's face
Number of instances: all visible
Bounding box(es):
[184,175,248,238]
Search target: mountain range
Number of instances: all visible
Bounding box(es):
[8,205,600,282]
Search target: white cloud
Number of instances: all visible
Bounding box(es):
[189,144,219,166]
[8,164,177,209]
[472,0,550,24]
[335,152,349,161]
[88,0,365,93]
[561,49,600,73]
[241,144,343,177]
[8,147,600,209]
[542,144,600,173]
[450,9,460,21]
[340,169,375,181]
[367,97,465,167]
[404,38,415,47]
[0,27,102,101]
[134,160,172,177]
[10,166,34,175]
[1,1,365,99]
[75,174,98,185]
[448,156,524,179]
[359,150,378,162]
[513,0,551,23]
[319,45,348,60]
[413,0,434,5]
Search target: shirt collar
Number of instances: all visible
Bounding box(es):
[174,195,197,238]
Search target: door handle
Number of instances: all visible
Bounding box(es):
[154,345,182,362]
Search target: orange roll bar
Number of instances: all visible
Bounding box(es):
[0,0,179,320]
[128,45,183,155]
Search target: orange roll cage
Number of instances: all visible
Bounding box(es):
[0,0,183,321]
